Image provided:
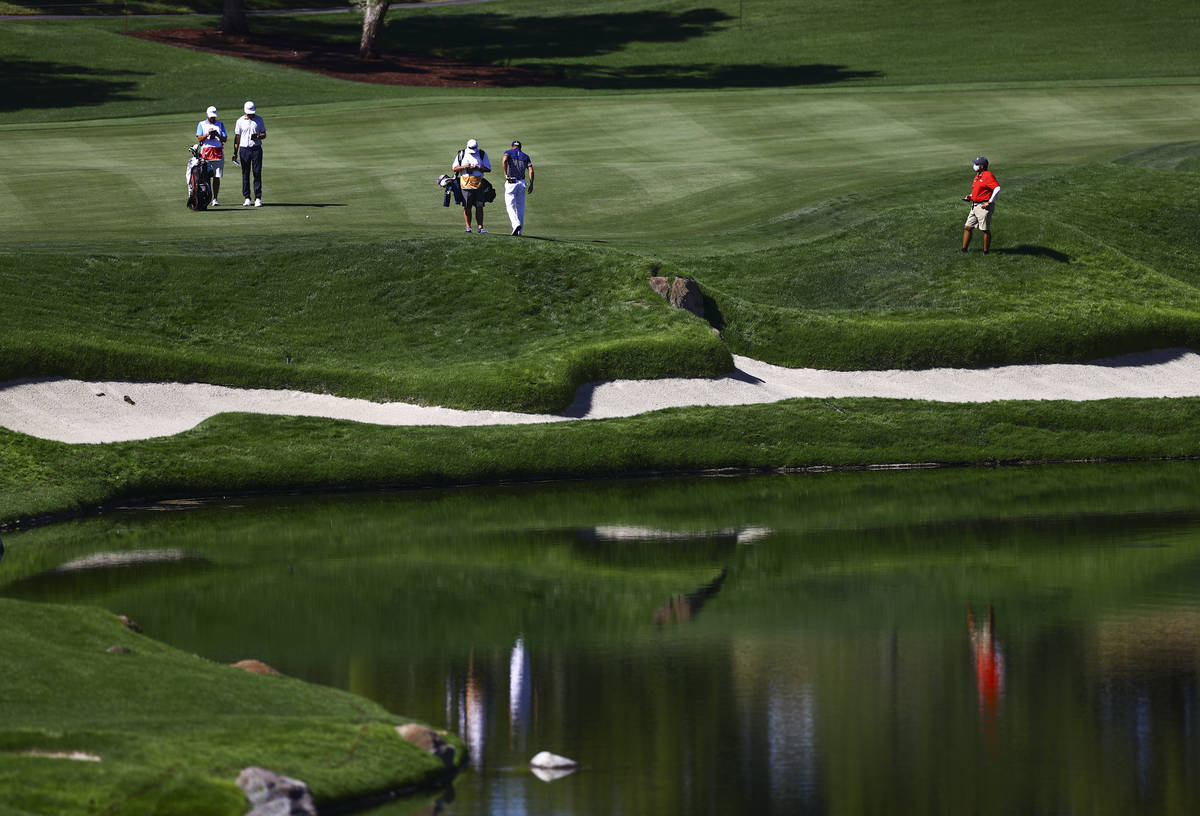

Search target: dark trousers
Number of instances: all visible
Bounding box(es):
[239,145,263,200]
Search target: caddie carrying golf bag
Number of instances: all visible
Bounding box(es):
[186,145,214,211]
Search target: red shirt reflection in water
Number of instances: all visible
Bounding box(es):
[968,605,1005,734]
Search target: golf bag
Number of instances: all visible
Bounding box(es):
[437,173,463,206]
[186,145,214,211]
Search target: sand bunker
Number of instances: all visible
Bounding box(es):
[1,349,1198,444]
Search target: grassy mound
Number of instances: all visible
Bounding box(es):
[1,240,729,412]
[693,158,1200,368]
[0,597,463,815]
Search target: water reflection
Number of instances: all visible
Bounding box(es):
[4,463,1200,814]
[967,605,1005,736]
[653,568,727,625]
[509,637,533,752]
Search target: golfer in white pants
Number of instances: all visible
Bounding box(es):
[502,140,534,236]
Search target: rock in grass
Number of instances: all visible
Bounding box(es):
[106,645,131,654]
[396,723,456,766]
[669,276,705,319]
[648,275,706,319]
[231,659,282,676]
[530,750,578,769]
[237,766,316,816]
[118,615,142,633]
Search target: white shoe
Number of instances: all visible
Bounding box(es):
[254,199,263,207]
[243,198,252,206]
[210,199,218,207]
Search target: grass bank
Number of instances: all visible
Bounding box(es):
[0,597,464,815]
[1,240,729,412]
[4,396,1200,527]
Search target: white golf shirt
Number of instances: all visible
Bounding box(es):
[235,114,266,149]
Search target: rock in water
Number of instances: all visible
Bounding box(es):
[237,767,316,816]
[396,723,456,766]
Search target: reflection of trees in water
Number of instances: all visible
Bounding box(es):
[1092,607,1200,808]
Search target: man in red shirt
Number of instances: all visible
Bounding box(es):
[961,156,1001,254]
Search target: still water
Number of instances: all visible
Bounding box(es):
[5,462,1200,815]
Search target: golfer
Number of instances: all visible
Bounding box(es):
[501,140,534,236]
[452,138,491,234]
[195,106,227,206]
[961,156,1000,254]
[233,101,267,207]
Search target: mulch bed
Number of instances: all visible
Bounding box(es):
[127,27,547,87]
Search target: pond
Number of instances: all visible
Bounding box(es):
[4,462,1200,815]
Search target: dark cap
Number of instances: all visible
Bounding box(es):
[973,156,989,169]
[511,140,521,148]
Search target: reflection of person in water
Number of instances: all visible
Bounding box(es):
[968,605,1005,733]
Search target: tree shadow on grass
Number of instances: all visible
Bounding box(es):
[526,62,882,90]
[263,8,883,90]
[993,244,1071,262]
[0,58,146,112]
[264,8,735,63]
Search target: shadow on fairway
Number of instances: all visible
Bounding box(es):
[530,62,883,89]
[0,58,145,112]
[262,8,883,89]
[269,8,734,62]
[993,245,1071,262]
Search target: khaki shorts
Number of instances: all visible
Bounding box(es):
[965,201,993,231]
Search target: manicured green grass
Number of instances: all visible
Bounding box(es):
[0,0,1198,522]
[1,240,729,411]
[0,597,463,815]
[2,4,1200,810]
[4,396,1200,527]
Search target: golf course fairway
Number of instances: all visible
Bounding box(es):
[0,1,1198,809]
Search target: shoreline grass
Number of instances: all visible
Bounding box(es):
[0,597,465,816]
[5,396,1200,529]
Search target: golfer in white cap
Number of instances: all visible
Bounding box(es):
[452,138,492,233]
[233,100,267,206]
[195,106,227,205]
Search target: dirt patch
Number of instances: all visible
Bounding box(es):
[127,27,547,87]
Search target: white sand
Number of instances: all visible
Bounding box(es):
[1,348,1198,444]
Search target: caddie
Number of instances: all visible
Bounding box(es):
[195,106,227,206]
[452,138,492,234]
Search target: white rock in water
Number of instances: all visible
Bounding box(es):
[530,751,578,769]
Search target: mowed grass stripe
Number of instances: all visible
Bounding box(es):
[4,83,1197,249]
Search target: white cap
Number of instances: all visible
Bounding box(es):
[244,101,256,114]
[465,138,478,151]
[206,106,218,118]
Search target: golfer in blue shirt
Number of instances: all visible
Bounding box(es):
[502,140,534,236]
